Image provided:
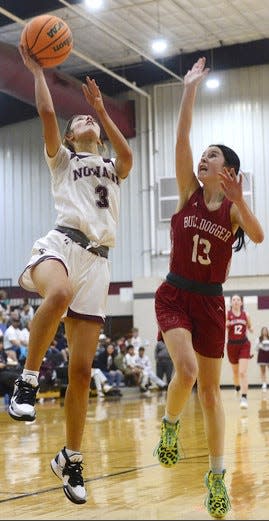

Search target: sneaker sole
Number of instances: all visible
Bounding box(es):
[63,486,87,505]
[8,405,36,422]
[51,460,87,504]
[50,459,62,480]
[204,499,228,519]
[159,460,178,468]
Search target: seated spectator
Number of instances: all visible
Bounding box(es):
[39,339,66,391]
[135,346,167,392]
[126,327,143,354]
[0,290,10,318]
[54,323,69,364]
[124,344,144,386]
[19,318,32,367]
[3,317,24,363]
[114,343,128,382]
[114,342,140,387]
[95,343,124,388]
[154,339,174,384]
[91,368,121,398]
[0,338,21,406]
[19,298,35,327]
[5,308,21,327]
[0,310,8,337]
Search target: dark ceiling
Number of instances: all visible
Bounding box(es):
[0,0,268,127]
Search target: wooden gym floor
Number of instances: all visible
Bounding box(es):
[0,387,268,520]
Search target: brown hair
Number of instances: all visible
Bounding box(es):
[210,143,245,252]
[62,115,106,153]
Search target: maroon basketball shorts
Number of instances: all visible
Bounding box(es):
[227,340,251,364]
[155,281,226,359]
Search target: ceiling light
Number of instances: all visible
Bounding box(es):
[151,38,168,54]
[206,78,220,89]
[85,0,103,10]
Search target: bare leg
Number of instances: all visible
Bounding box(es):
[231,363,239,388]
[25,260,73,371]
[238,358,249,395]
[163,328,198,418]
[260,365,266,385]
[196,353,224,457]
[64,317,101,451]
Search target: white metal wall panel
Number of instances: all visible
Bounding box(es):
[0,119,56,284]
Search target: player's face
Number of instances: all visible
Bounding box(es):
[231,295,242,308]
[197,146,226,183]
[71,115,100,141]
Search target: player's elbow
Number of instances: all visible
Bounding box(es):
[253,229,264,244]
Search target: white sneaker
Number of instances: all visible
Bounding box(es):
[51,447,87,504]
[240,397,248,409]
[102,383,113,394]
[262,383,267,392]
[8,377,39,422]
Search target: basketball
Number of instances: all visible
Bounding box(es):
[20,14,73,68]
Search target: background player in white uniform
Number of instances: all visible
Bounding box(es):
[8,44,133,505]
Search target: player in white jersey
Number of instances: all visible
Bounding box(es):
[8,44,133,505]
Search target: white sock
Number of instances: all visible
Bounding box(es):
[209,455,224,474]
[164,413,180,424]
[22,370,39,387]
[65,447,82,461]
[65,447,81,455]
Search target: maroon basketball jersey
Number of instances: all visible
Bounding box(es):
[227,309,248,341]
[169,187,235,283]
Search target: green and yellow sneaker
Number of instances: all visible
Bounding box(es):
[153,417,180,467]
[204,470,231,518]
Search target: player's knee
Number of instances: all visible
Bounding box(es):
[47,287,73,312]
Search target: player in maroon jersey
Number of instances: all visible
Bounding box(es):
[226,294,253,409]
[153,57,264,519]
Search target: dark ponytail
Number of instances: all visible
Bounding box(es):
[210,144,245,252]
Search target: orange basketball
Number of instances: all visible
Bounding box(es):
[20,14,73,68]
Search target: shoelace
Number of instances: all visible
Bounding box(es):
[210,475,227,498]
[63,462,84,486]
[163,422,178,447]
[15,380,37,405]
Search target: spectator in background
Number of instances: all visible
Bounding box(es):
[135,346,167,392]
[91,368,117,398]
[0,290,10,317]
[226,294,253,409]
[114,342,129,383]
[3,317,24,363]
[126,327,143,354]
[95,343,124,388]
[54,323,69,364]
[19,319,31,367]
[0,338,21,406]
[114,336,126,354]
[125,344,143,386]
[255,327,269,392]
[155,339,174,384]
[0,310,8,337]
[6,308,21,328]
[20,298,35,327]
[39,339,66,392]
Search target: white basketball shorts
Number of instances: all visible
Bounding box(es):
[18,229,111,321]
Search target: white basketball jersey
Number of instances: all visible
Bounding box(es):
[45,144,122,247]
